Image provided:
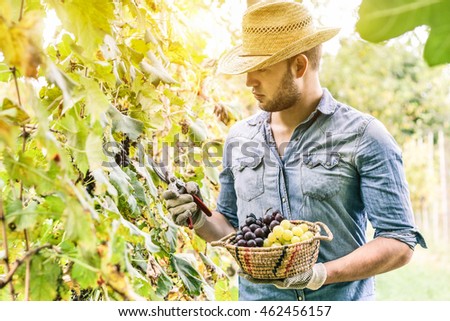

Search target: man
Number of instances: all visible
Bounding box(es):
[163,0,426,301]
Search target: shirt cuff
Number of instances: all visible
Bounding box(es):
[375,229,427,249]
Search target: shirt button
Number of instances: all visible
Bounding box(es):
[298,296,303,301]
[282,197,286,203]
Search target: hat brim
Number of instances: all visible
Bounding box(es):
[218,27,340,75]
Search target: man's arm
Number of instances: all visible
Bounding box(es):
[195,210,236,243]
[324,237,412,284]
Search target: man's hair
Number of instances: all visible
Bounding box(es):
[288,44,322,71]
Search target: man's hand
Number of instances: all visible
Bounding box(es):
[239,263,327,290]
[161,181,206,229]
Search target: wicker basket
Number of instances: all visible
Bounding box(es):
[211,220,333,279]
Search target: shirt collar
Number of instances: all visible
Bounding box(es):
[245,88,337,127]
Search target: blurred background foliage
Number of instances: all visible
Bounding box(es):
[0,0,449,301]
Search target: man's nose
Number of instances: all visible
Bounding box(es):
[246,71,259,87]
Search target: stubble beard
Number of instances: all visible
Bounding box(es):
[258,69,301,112]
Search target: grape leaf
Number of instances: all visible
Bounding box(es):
[0,11,43,77]
[46,0,114,58]
[29,254,60,301]
[171,253,203,296]
[357,0,450,66]
[106,106,144,140]
[71,262,98,289]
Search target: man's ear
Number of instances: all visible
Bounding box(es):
[295,54,308,78]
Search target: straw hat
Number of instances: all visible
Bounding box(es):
[218,1,340,75]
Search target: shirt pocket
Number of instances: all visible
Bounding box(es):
[301,153,342,200]
[232,155,265,202]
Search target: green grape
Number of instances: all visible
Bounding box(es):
[292,226,304,237]
[268,232,277,244]
[280,219,292,230]
[299,223,309,233]
[272,225,284,238]
[282,229,293,241]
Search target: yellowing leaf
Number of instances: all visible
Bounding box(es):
[0,11,44,77]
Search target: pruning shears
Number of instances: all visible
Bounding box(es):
[149,158,213,229]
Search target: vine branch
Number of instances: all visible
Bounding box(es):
[0,191,16,299]
[19,0,25,21]
[0,244,54,289]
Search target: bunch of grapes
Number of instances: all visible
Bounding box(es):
[230,209,287,247]
[264,220,314,247]
[115,136,130,167]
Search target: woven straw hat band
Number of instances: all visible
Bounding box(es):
[217,1,340,74]
[241,2,314,56]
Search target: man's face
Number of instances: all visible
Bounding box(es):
[246,60,300,112]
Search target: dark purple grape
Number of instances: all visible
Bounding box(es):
[247,239,256,247]
[249,224,259,232]
[255,238,264,247]
[263,214,272,225]
[244,231,256,240]
[241,226,251,234]
[235,234,244,241]
[255,218,263,226]
[248,213,257,219]
[254,228,265,238]
[245,217,256,225]
[272,210,281,218]
[236,240,247,247]
[269,220,280,231]
[275,213,284,222]
[261,226,270,236]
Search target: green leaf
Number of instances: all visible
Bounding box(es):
[116,218,160,253]
[0,62,12,82]
[189,119,208,142]
[29,254,60,301]
[171,253,203,296]
[46,61,79,114]
[64,199,97,255]
[106,106,144,140]
[86,132,106,171]
[125,168,148,205]
[71,262,99,289]
[131,160,158,198]
[109,166,132,197]
[77,77,110,122]
[356,0,450,66]
[46,0,114,57]
[14,200,39,231]
[90,168,118,197]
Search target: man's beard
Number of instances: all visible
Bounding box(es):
[258,69,301,112]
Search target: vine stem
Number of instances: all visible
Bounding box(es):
[0,244,54,289]
[19,0,25,21]
[0,192,16,299]
[12,63,32,300]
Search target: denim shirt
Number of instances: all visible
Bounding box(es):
[216,88,426,301]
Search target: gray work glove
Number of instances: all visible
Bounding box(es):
[239,263,327,290]
[161,181,206,229]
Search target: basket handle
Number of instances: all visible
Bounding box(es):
[313,221,333,241]
[210,232,235,247]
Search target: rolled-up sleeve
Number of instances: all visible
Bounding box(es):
[354,119,427,249]
[216,138,239,228]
